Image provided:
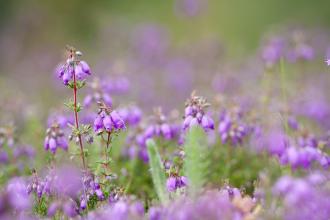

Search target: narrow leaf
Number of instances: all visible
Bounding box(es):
[147,139,169,204]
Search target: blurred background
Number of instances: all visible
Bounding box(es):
[0,0,330,118]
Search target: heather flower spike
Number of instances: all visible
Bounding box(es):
[218,106,250,145]
[44,122,68,154]
[183,91,214,131]
[83,77,113,108]
[56,46,92,169]
[93,101,125,171]
[57,45,91,86]
[143,107,176,141]
[166,175,188,192]
[94,101,125,135]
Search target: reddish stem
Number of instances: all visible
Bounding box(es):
[73,70,86,169]
[106,131,111,162]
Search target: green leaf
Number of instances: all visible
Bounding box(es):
[147,139,169,205]
[76,102,83,112]
[67,81,74,89]
[183,126,208,197]
[76,80,86,89]
[64,100,75,111]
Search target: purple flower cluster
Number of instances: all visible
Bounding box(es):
[83,77,113,108]
[44,122,68,154]
[0,178,32,219]
[166,175,188,192]
[272,173,330,220]
[261,37,284,67]
[279,145,330,169]
[218,107,250,145]
[149,188,256,220]
[6,178,31,211]
[56,48,91,85]
[286,34,315,62]
[93,102,125,135]
[297,132,318,148]
[103,76,130,95]
[261,30,315,67]
[118,106,142,127]
[27,170,52,199]
[124,131,149,163]
[183,92,214,131]
[143,108,177,140]
[252,124,330,169]
[123,109,180,163]
[48,199,79,218]
[134,25,168,63]
[86,199,144,220]
[47,111,73,128]
[13,145,35,160]
[80,174,105,210]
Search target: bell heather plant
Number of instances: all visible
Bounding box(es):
[2,24,330,220]
[56,45,92,169]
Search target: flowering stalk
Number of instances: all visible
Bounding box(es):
[93,101,125,171]
[72,70,86,169]
[57,45,92,169]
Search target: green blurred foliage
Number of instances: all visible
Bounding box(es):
[0,0,329,53]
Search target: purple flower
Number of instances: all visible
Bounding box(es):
[7,178,31,211]
[166,177,177,192]
[166,175,188,192]
[80,198,87,210]
[63,200,78,218]
[103,76,131,95]
[261,37,284,67]
[149,189,251,219]
[326,59,330,66]
[103,115,113,131]
[49,138,57,153]
[201,115,214,130]
[83,77,114,108]
[270,174,330,220]
[80,60,91,75]
[94,102,125,135]
[53,166,83,197]
[183,92,214,132]
[178,176,188,187]
[160,124,172,140]
[141,108,177,142]
[0,151,9,164]
[94,115,104,133]
[44,122,68,154]
[56,51,92,85]
[84,95,93,108]
[217,107,250,146]
[111,111,125,130]
[118,106,142,127]
[48,202,59,217]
